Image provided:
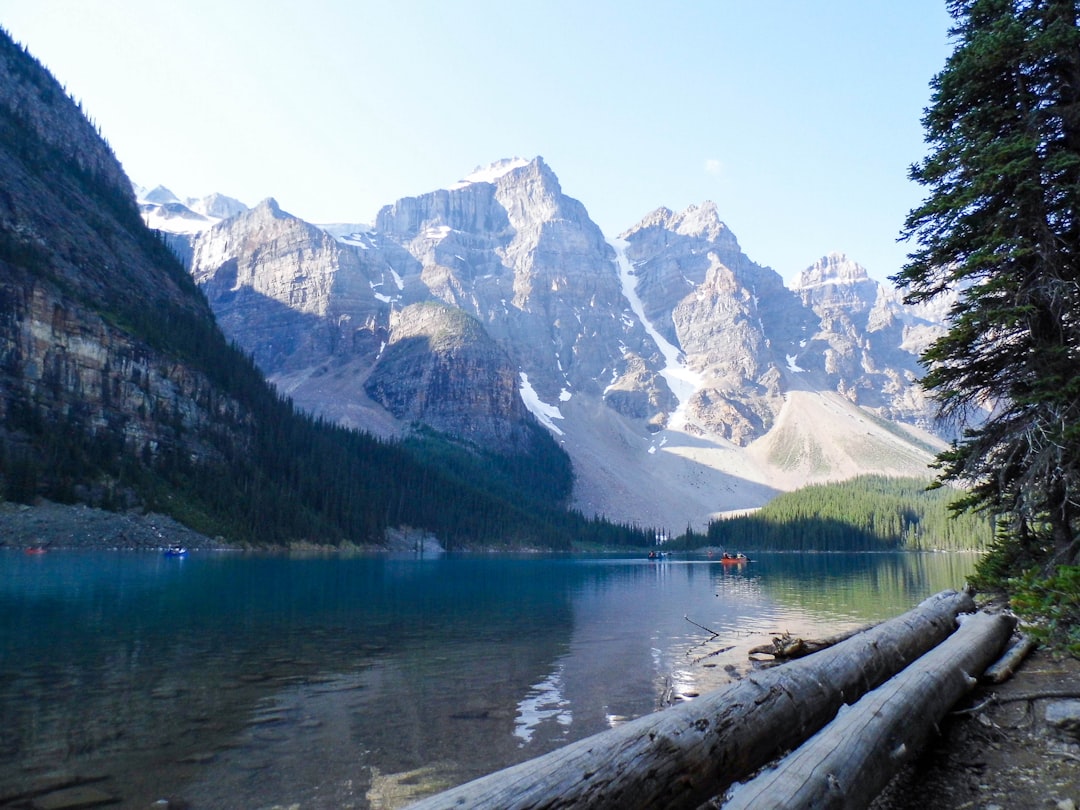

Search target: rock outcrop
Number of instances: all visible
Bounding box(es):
[365,302,534,451]
[791,252,936,427]
[190,198,392,373]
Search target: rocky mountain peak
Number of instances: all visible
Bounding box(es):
[191,192,248,220]
[793,252,882,322]
[794,252,870,289]
[626,206,676,232]
[452,157,533,188]
[621,202,741,255]
[142,184,181,205]
[252,197,285,218]
[671,201,731,241]
[490,156,575,229]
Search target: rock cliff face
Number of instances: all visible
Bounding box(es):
[171,157,948,528]
[1,281,245,463]
[365,303,535,451]
[791,252,936,426]
[620,203,810,442]
[374,157,654,405]
[190,198,391,374]
[0,30,251,503]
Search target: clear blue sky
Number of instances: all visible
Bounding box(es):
[3,1,953,282]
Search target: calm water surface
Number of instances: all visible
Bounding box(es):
[0,550,978,808]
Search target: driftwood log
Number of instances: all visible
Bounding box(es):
[720,610,1016,810]
[405,590,975,810]
[748,623,876,660]
[982,633,1037,684]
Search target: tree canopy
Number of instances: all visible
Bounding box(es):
[686,476,991,553]
[894,0,1080,572]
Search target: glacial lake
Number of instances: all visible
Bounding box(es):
[0,550,978,809]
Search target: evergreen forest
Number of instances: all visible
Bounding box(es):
[681,476,993,552]
[892,0,1080,647]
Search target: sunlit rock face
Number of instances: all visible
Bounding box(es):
[790,252,939,424]
[190,198,397,374]
[619,203,811,443]
[173,156,949,524]
[374,157,658,406]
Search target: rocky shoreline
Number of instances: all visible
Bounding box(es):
[0,500,446,553]
[0,500,234,551]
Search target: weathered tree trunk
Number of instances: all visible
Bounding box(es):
[405,590,975,810]
[982,633,1036,684]
[719,610,1016,810]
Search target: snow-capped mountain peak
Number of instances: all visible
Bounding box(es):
[450,157,532,188]
[141,184,182,205]
[134,185,251,235]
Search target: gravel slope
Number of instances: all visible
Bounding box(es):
[0,500,231,550]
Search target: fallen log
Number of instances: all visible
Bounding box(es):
[719,610,1016,810]
[982,633,1036,684]
[748,623,876,660]
[404,590,975,810]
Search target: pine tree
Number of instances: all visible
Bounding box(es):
[894,0,1080,570]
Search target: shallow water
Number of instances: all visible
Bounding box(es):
[0,550,977,808]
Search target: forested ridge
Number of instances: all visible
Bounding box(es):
[683,476,993,552]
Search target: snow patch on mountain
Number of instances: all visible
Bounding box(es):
[141,203,217,235]
[450,157,531,189]
[317,223,375,247]
[423,224,453,240]
[519,372,565,436]
[610,238,702,429]
[135,184,250,235]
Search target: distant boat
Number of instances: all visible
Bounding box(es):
[24,546,47,555]
[163,546,188,557]
[647,550,670,560]
[720,552,748,564]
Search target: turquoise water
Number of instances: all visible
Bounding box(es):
[0,550,977,808]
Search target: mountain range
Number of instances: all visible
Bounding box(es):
[1,28,605,549]
[140,157,952,532]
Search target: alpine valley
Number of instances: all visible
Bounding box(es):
[141,157,952,533]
